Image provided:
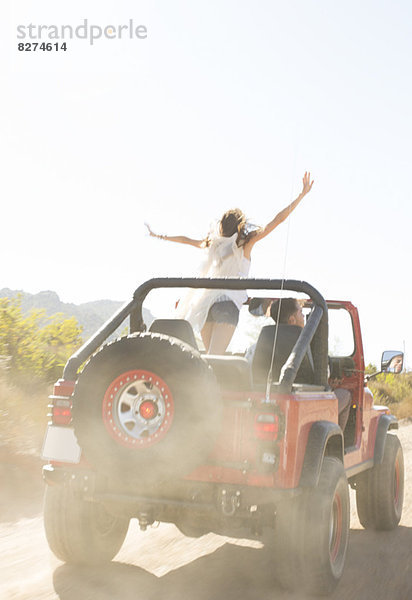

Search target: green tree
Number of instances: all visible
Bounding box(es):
[365,363,377,376]
[0,296,82,387]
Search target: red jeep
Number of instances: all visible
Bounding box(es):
[42,278,404,595]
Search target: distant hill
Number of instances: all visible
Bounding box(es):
[0,288,154,340]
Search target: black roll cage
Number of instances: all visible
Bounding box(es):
[63,278,329,392]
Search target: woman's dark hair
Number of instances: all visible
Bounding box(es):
[218,208,261,246]
[270,298,301,324]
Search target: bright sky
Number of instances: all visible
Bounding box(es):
[2,0,411,367]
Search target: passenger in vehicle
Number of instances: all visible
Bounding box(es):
[249,297,314,383]
[272,299,352,430]
[251,297,351,430]
[146,172,314,354]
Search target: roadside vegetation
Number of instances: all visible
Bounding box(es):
[366,366,412,421]
[0,296,82,452]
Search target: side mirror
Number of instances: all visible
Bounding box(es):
[381,350,404,374]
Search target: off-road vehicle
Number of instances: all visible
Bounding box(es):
[42,278,404,595]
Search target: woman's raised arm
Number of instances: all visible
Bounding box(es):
[145,223,205,248]
[244,172,314,253]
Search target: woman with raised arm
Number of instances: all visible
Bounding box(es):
[146,171,314,354]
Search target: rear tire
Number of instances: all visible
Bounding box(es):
[274,457,349,595]
[356,434,404,530]
[44,484,129,565]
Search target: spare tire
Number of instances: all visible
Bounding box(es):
[72,333,221,483]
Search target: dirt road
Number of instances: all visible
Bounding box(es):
[1,422,411,600]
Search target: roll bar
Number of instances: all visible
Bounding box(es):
[63,277,328,391]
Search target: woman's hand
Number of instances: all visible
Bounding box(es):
[144,223,203,248]
[145,223,158,238]
[243,170,315,256]
[301,171,314,196]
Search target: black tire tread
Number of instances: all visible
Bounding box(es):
[303,457,350,595]
[356,434,404,530]
[273,457,349,596]
[44,484,129,565]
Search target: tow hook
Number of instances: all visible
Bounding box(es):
[220,489,241,516]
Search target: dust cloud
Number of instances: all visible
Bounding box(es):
[1,422,411,599]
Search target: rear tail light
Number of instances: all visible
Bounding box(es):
[48,379,76,426]
[254,413,279,441]
[50,399,73,425]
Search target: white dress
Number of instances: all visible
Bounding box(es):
[177,232,251,332]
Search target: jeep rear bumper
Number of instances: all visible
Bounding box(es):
[43,463,301,527]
